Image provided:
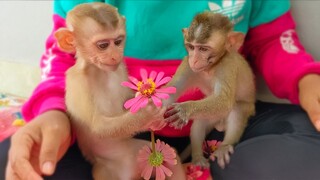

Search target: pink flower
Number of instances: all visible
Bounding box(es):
[203,140,222,157]
[121,69,176,113]
[137,139,177,180]
[185,164,203,180]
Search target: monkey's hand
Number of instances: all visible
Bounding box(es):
[139,103,167,131]
[210,144,234,169]
[164,102,191,129]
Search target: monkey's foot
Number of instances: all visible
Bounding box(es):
[192,155,210,168]
[212,144,234,169]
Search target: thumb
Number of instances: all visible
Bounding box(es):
[313,120,320,131]
[39,129,64,176]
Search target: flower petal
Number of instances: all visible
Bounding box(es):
[154,92,170,100]
[129,76,140,86]
[150,71,157,81]
[155,72,164,84]
[159,164,173,177]
[155,139,163,151]
[131,97,149,113]
[140,69,148,82]
[141,165,153,180]
[156,87,176,94]
[156,166,165,180]
[163,158,177,165]
[137,145,152,162]
[124,96,142,109]
[121,81,138,90]
[156,77,172,87]
[151,96,162,107]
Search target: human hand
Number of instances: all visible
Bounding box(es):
[299,74,320,131]
[6,110,72,180]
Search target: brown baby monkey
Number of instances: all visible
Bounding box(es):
[165,12,255,169]
[54,3,185,180]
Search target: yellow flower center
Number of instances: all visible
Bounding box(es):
[148,151,164,167]
[211,145,218,152]
[137,78,156,97]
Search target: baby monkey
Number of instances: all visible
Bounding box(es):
[54,3,185,180]
[165,12,255,169]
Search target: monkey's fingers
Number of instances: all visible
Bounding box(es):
[164,107,179,120]
[170,118,188,129]
[209,154,216,161]
[217,155,226,169]
[168,118,181,128]
[149,119,167,131]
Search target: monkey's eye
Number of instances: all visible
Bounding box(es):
[96,41,109,50]
[199,47,208,52]
[187,44,194,50]
[114,39,123,46]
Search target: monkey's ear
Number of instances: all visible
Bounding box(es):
[227,32,245,51]
[54,28,75,53]
[182,28,189,38]
[121,16,126,23]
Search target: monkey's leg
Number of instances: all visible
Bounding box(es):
[167,155,187,180]
[190,120,215,168]
[92,162,118,180]
[213,101,254,169]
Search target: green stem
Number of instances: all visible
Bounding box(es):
[151,130,155,154]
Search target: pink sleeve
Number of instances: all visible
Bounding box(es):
[242,11,320,104]
[22,14,75,121]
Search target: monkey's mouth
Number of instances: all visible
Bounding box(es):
[98,62,120,71]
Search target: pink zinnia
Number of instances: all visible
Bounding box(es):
[203,139,222,157]
[121,69,176,113]
[137,139,177,180]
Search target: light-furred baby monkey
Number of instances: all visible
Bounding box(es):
[55,3,185,180]
[165,12,255,169]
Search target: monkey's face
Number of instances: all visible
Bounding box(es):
[185,32,226,73]
[77,19,126,71]
[185,42,212,72]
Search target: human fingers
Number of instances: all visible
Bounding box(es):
[299,74,320,131]
[6,160,22,180]
[39,111,71,176]
[39,127,64,176]
[302,99,320,131]
[299,87,320,131]
[8,131,43,180]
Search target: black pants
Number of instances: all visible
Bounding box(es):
[1,101,320,180]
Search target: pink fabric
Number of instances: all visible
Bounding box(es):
[242,11,320,104]
[22,15,75,121]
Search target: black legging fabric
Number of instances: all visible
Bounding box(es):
[1,101,320,180]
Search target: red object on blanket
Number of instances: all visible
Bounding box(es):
[0,108,20,142]
[184,163,212,180]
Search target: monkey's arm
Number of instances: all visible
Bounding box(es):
[90,105,165,138]
[166,63,238,127]
[165,56,197,103]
